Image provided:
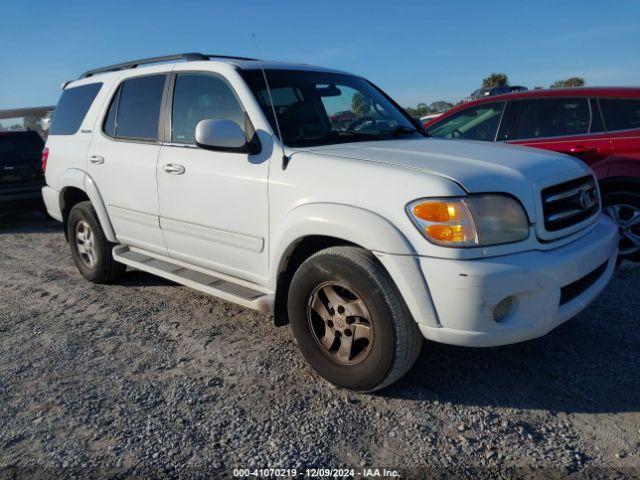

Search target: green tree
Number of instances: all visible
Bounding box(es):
[415,103,429,115]
[405,101,454,118]
[405,106,420,118]
[551,77,585,88]
[351,93,372,117]
[405,103,430,118]
[429,101,454,113]
[482,73,509,88]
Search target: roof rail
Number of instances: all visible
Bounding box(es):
[204,54,258,62]
[79,53,258,79]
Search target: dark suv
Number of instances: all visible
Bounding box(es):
[466,85,528,101]
[0,130,45,212]
[424,87,640,262]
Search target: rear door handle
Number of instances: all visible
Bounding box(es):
[568,146,598,155]
[89,155,105,165]
[163,163,186,175]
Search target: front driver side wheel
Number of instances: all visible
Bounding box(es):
[287,246,423,392]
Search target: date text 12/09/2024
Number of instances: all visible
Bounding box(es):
[233,468,401,477]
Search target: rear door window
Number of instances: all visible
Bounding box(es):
[426,102,505,141]
[49,83,102,135]
[105,75,166,141]
[513,98,590,140]
[599,98,640,132]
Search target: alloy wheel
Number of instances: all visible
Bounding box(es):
[306,282,374,365]
[605,204,640,256]
[75,220,97,269]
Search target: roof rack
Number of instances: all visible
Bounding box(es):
[79,52,258,79]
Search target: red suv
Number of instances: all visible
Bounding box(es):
[424,87,640,262]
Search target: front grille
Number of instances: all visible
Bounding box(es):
[541,176,599,232]
[559,261,607,305]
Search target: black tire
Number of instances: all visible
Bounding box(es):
[602,190,640,263]
[67,201,126,283]
[287,246,423,392]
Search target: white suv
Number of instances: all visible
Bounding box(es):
[42,53,618,391]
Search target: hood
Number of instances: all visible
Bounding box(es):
[302,138,592,220]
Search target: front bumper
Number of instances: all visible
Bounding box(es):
[416,214,618,347]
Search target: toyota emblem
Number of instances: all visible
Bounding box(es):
[579,190,591,210]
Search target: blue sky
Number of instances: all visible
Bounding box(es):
[1,0,639,110]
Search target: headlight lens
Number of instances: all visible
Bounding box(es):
[407,195,530,247]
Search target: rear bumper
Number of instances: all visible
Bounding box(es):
[42,186,62,221]
[414,215,618,347]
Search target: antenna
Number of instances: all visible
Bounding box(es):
[252,34,290,169]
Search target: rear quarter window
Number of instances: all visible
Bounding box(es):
[49,83,102,135]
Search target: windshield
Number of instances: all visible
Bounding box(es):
[241,70,422,148]
[426,102,505,141]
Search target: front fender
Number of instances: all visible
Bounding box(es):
[271,203,440,327]
[272,203,415,275]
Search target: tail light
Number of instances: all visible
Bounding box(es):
[41,147,49,173]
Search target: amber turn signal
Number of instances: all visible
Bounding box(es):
[426,224,470,243]
[412,201,458,223]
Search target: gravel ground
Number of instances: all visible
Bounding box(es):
[0,211,638,479]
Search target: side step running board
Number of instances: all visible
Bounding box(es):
[112,245,274,314]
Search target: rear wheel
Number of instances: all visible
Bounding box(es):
[602,191,640,263]
[287,246,423,392]
[67,201,125,283]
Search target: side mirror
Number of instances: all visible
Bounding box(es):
[195,119,248,152]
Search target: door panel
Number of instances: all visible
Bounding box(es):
[157,146,269,283]
[509,135,612,179]
[88,139,164,252]
[157,72,269,284]
[87,73,168,254]
[599,98,640,179]
[607,129,640,178]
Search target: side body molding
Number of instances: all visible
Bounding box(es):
[272,203,440,327]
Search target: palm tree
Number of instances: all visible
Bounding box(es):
[482,73,509,88]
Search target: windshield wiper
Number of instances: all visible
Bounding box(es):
[385,126,426,137]
[333,130,386,140]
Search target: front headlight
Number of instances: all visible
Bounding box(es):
[406,194,530,247]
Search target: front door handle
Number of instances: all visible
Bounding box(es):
[163,163,186,175]
[568,145,598,155]
[89,155,105,165]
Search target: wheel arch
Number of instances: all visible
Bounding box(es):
[270,203,438,328]
[599,176,640,195]
[57,169,116,242]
